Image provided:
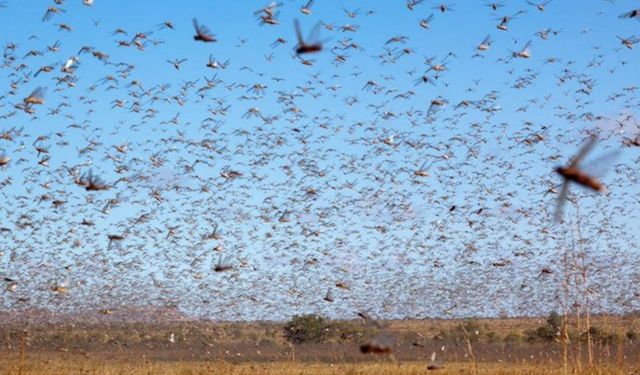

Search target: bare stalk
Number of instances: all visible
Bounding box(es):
[561,244,571,375]
[575,204,594,369]
[460,322,478,375]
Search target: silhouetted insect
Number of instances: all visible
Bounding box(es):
[294,19,323,54]
[193,18,216,42]
[554,135,614,222]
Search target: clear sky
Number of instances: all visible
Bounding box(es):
[0,0,639,321]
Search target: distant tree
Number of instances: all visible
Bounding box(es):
[526,311,562,342]
[546,311,562,333]
[283,314,328,344]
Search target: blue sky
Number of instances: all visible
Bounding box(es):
[0,0,639,321]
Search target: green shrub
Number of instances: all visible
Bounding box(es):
[326,321,369,343]
[283,314,328,344]
[525,311,562,343]
[546,311,562,332]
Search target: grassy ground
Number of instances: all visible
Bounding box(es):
[1,315,638,374]
[1,356,635,375]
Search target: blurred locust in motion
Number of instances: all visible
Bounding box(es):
[554,135,615,222]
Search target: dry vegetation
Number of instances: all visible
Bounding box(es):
[1,314,639,375]
[1,357,638,375]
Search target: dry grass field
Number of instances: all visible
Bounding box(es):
[1,314,639,375]
[1,356,638,375]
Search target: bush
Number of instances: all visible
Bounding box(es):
[326,321,370,343]
[525,311,562,343]
[526,325,556,342]
[283,314,328,344]
[546,311,562,333]
[586,326,617,345]
[626,330,637,343]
